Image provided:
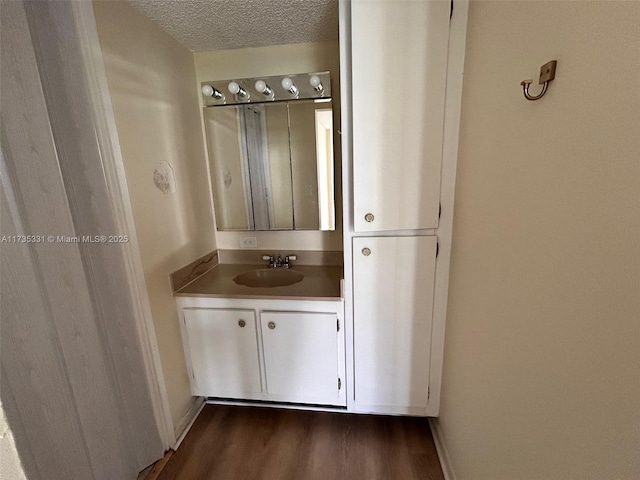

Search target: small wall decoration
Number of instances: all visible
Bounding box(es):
[153,161,176,194]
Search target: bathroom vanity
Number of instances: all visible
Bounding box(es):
[172,252,345,408]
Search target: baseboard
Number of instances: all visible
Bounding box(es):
[429,418,456,480]
[172,397,205,450]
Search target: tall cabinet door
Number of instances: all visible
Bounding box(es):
[353,236,438,410]
[183,308,262,397]
[260,312,342,406]
[351,1,450,232]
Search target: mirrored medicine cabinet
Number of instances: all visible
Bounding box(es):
[202,72,336,231]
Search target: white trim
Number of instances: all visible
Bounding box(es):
[338,0,356,413]
[426,0,470,417]
[172,397,206,450]
[429,418,456,480]
[69,0,175,448]
[206,399,347,414]
[352,404,428,417]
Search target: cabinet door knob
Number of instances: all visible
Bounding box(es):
[238,319,246,328]
[268,321,276,330]
[364,213,375,223]
[362,247,371,256]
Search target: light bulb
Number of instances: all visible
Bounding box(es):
[254,80,272,96]
[309,75,324,93]
[228,81,240,94]
[201,84,223,99]
[228,81,247,98]
[281,77,298,96]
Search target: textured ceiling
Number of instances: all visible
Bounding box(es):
[127,0,339,51]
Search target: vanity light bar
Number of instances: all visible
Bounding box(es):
[201,71,331,107]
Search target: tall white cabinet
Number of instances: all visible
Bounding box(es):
[343,0,468,416]
[351,0,451,232]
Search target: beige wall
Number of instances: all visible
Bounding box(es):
[439,1,640,479]
[94,1,216,431]
[194,42,343,250]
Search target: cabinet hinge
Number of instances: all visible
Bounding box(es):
[439,202,442,219]
[338,378,342,390]
[337,319,340,332]
[450,0,454,19]
[428,386,430,401]
[436,242,439,258]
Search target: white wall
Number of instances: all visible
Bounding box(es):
[194,42,343,251]
[438,1,640,479]
[94,1,215,432]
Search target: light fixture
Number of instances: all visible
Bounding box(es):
[201,84,223,99]
[309,75,324,94]
[281,77,298,96]
[228,81,248,98]
[254,80,273,97]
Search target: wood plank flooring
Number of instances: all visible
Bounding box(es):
[155,405,444,480]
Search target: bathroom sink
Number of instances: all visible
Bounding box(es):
[233,268,304,288]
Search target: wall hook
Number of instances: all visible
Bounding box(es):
[521,60,557,101]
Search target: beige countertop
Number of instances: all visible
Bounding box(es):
[174,263,343,300]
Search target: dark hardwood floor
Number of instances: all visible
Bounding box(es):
[156,405,444,480]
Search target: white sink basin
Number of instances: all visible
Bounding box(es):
[233,268,304,288]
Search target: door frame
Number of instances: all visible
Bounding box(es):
[67,0,175,448]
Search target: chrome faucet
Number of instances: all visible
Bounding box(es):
[278,255,297,268]
[261,255,278,268]
[262,254,297,268]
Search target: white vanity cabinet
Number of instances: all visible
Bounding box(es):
[177,297,346,408]
[182,309,262,397]
[351,0,451,232]
[261,312,341,405]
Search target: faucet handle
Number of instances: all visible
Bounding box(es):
[262,255,276,267]
[286,255,297,261]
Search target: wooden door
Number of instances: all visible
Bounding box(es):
[351,1,450,232]
[260,312,342,405]
[183,309,262,397]
[353,236,438,409]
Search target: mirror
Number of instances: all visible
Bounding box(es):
[204,99,335,231]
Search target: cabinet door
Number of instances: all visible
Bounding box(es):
[183,309,261,397]
[353,236,437,409]
[260,312,340,405]
[351,1,450,232]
